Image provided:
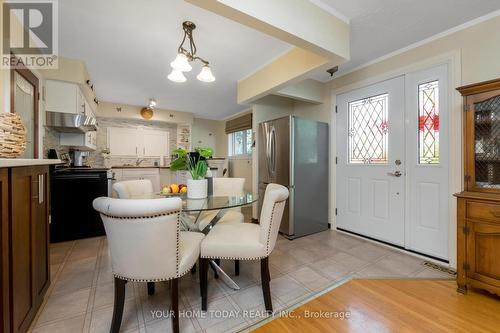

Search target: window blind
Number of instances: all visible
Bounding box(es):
[225,113,253,134]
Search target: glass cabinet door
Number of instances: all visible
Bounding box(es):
[469,91,500,190]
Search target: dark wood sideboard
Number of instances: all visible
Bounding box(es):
[1,165,50,333]
[455,78,500,296]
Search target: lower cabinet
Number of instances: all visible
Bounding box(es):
[113,168,161,192]
[456,193,500,296]
[1,166,50,333]
[1,169,10,333]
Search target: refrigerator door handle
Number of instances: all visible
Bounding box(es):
[266,128,272,179]
[270,126,277,177]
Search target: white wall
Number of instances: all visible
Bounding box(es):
[192,118,227,157]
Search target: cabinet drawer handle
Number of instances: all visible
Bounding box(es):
[491,211,500,218]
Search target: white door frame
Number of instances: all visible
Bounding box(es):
[330,50,462,268]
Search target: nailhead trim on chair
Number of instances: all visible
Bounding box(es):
[201,254,268,260]
[265,200,286,256]
[103,209,185,282]
[201,199,287,260]
[112,264,195,282]
[176,214,180,276]
[100,211,180,219]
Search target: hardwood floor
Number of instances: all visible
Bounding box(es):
[253,279,500,333]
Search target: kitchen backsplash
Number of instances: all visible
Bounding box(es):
[43,127,70,158]
[44,117,177,168]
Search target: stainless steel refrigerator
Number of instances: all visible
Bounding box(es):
[258,116,329,239]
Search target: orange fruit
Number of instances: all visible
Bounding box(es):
[170,184,179,194]
[180,187,187,193]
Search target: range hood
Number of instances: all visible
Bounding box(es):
[46,111,97,133]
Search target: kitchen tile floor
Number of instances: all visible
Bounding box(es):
[31,219,454,333]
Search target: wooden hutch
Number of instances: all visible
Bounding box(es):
[455,78,500,296]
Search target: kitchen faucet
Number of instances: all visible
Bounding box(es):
[135,158,144,166]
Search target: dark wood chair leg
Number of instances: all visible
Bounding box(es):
[260,257,273,313]
[147,282,155,295]
[171,278,179,333]
[213,259,220,279]
[200,258,209,311]
[110,277,127,333]
[235,260,240,276]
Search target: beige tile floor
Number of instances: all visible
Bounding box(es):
[31,228,454,333]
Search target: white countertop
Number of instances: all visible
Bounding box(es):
[0,159,62,168]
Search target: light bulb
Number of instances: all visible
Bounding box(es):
[170,53,192,72]
[197,65,216,83]
[168,69,187,83]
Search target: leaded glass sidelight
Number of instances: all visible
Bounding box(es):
[418,80,440,164]
[474,95,500,188]
[348,93,389,164]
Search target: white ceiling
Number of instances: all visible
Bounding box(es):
[58,0,291,119]
[311,0,500,81]
[59,0,500,119]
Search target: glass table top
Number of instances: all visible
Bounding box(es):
[129,193,257,212]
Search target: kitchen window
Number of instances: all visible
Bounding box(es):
[228,129,252,156]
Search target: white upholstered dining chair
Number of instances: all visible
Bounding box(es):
[112,179,153,199]
[196,177,246,231]
[199,183,289,313]
[196,177,246,276]
[93,197,204,333]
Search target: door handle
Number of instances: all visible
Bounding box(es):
[387,171,402,177]
[39,174,44,204]
[269,127,276,176]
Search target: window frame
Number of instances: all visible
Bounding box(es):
[228,129,253,157]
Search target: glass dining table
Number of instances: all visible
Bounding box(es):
[130,192,258,289]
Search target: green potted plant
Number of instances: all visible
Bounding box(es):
[170,147,213,199]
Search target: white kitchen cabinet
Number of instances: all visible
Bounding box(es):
[108,127,139,156]
[60,131,97,151]
[113,168,161,192]
[159,168,171,188]
[108,127,169,158]
[143,130,169,157]
[46,80,86,115]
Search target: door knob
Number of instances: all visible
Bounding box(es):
[388,171,402,177]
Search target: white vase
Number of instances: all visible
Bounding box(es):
[187,179,208,199]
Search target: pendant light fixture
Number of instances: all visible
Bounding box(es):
[168,21,215,83]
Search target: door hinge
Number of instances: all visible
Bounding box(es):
[463,226,470,234]
[464,175,471,182]
[463,104,470,112]
[335,105,338,113]
[335,156,338,164]
[335,208,338,216]
[463,263,470,271]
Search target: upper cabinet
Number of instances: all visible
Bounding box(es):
[458,78,500,193]
[108,127,169,158]
[143,130,169,157]
[45,80,94,115]
[46,79,97,150]
[108,127,139,156]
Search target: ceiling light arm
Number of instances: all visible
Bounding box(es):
[192,56,209,66]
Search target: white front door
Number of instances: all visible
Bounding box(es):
[336,76,406,246]
[336,65,449,260]
[405,64,449,259]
